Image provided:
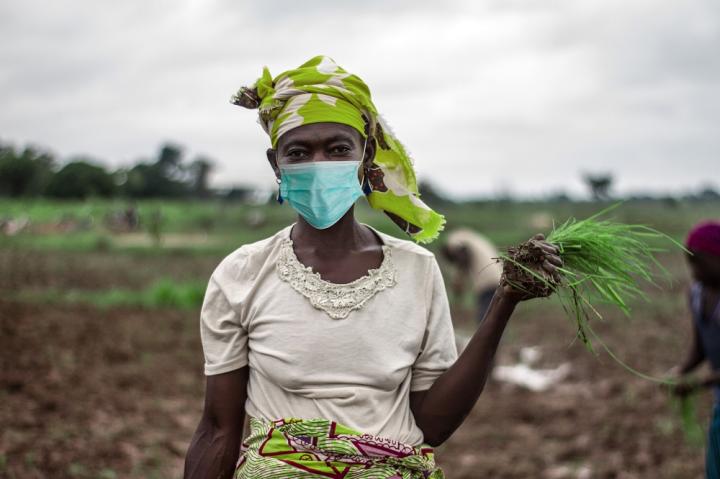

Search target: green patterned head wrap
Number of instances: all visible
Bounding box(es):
[231,55,445,243]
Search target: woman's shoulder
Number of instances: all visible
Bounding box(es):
[213,226,291,280]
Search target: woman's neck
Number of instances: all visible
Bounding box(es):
[291,207,375,254]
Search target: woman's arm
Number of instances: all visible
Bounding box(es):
[700,370,720,388]
[184,367,249,479]
[410,289,517,446]
[411,235,560,446]
[668,302,707,396]
[668,316,709,396]
[678,315,705,375]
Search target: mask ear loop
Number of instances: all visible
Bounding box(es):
[276,177,284,204]
[360,137,373,196]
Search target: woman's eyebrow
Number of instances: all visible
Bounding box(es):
[280,139,310,152]
[282,134,357,152]
[325,134,357,145]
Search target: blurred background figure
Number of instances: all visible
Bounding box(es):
[441,228,503,323]
[670,221,720,478]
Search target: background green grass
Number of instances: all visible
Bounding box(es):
[2,198,717,255]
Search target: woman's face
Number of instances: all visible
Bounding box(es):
[266,122,374,182]
[277,122,366,165]
[687,250,720,286]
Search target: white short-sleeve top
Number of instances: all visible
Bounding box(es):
[200,225,458,446]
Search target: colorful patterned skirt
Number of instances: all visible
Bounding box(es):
[234,417,444,478]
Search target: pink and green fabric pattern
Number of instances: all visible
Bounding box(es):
[231,55,445,243]
[234,417,444,478]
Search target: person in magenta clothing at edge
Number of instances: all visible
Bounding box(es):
[183,56,563,479]
[670,221,720,478]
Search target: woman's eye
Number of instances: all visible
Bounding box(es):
[331,146,351,154]
[287,150,306,159]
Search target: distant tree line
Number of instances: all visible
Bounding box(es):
[582,173,613,201]
[2,138,718,203]
[0,140,216,199]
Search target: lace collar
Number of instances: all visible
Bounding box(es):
[276,235,397,320]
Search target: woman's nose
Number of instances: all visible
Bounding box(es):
[310,150,332,162]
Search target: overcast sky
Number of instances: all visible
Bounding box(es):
[1,0,718,198]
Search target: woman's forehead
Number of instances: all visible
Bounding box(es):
[278,122,361,147]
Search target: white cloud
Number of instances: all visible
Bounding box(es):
[0,0,718,198]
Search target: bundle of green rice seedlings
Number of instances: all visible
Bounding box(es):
[501,204,684,362]
[673,393,705,448]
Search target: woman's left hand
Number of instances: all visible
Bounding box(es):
[500,233,563,303]
[669,378,700,397]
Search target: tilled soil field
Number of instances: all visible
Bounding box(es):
[1,301,204,478]
[0,250,713,478]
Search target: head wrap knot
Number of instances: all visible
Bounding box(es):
[232,55,445,243]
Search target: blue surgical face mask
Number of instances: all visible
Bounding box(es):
[279,160,364,229]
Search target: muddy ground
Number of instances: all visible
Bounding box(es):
[0,249,713,478]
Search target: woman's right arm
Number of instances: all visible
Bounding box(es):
[184,367,249,479]
[678,320,705,375]
[678,288,705,375]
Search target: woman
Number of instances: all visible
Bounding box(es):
[670,221,720,478]
[183,56,561,479]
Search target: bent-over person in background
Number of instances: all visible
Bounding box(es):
[441,229,503,323]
